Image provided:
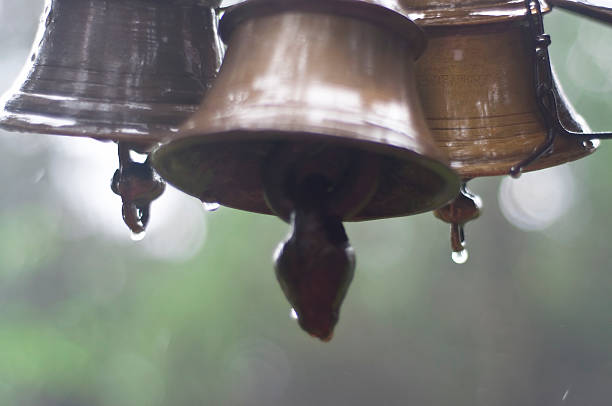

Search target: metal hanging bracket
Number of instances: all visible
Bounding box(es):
[509,0,612,177]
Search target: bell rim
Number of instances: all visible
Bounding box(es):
[409,0,551,26]
[219,0,427,59]
[0,111,168,152]
[151,127,461,221]
[447,134,598,178]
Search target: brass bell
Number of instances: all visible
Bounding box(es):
[0,0,224,234]
[0,0,222,148]
[414,18,595,179]
[153,0,458,219]
[408,0,607,260]
[152,0,460,340]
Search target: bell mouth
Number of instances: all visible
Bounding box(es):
[443,132,597,178]
[0,99,182,151]
[152,127,460,221]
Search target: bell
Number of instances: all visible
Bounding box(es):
[153,0,458,219]
[414,13,595,178]
[408,0,600,259]
[0,0,223,149]
[0,0,224,234]
[152,0,460,340]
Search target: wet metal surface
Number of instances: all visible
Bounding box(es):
[0,0,223,150]
[152,0,460,221]
[415,22,596,178]
[274,176,355,341]
[111,143,165,234]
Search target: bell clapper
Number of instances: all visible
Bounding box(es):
[262,143,379,341]
[272,175,356,342]
[434,182,482,264]
[111,143,166,236]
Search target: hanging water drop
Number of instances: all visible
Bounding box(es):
[434,182,482,262]
[290,308,298,320]
[451,249,468,264]
[131,230,146,241]
[203,202,220,212]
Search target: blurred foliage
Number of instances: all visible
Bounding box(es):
[1,1,612,405]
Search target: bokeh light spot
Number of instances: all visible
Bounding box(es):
[498,166,576,231]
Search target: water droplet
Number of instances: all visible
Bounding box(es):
[131,231,146,241]
[451,249,468,264]
[203,202,220,212]
[289,308,298,320]
[32,169,45,184]
[128,150,148,163]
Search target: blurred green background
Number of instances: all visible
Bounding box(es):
[1,1,612,405]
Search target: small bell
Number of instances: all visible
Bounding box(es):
[414,18,595,179]
[0,0,223,233]
[152,0,460,340]
[0,0,222,146]
[406,0,604,258]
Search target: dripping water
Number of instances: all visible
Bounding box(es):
[451,249,469,264]
[131,231,146,241]
[203,202,220,212]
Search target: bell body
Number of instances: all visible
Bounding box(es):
[415,21,595,178]
[0,0,223,150]
[153,0,460,221]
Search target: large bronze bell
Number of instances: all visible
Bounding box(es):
[152,0,460,340]
[153,0,458,219]
[0,0,224,234]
